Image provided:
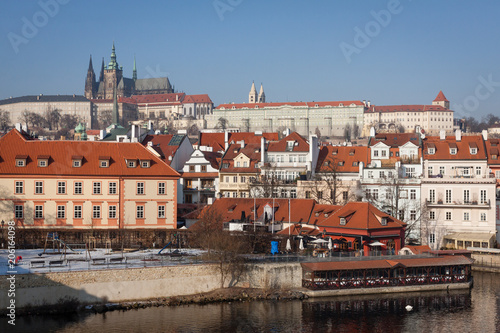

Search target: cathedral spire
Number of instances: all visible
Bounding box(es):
[88,54,94,72]
[258,83,266,103]
[132,56,137,81]
[84,55,96,99]
[107,41,119,70]
[249,81,258,103]
[99,57,105,82]
[112,86,119,125]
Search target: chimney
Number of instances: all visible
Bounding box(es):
[261,136,265,164]
[482,129,488,141]
[455,129,461,142]
[147,141,153,147]
[131,125,136,140]
[240,140,245,148]
[362,100,366,107]
[15,123,22,132]
[440,130,446,140]
[99,129,106,140]
[367,100,371,107]
[176,94,179,101]
[148,120,153,131]
[224,131,229,151]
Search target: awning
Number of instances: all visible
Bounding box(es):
[311,238,328,244]
[443,232,495,243]
[369,241,385,247]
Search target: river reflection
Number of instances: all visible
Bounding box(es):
[5,271,499,333]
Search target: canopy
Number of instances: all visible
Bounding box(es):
[299,238,304,250]
[311,238,328,244]
[328,238,333,250]
[369,241,385,247]
[286,239,292,251]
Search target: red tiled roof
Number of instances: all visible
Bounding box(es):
[0,129,180,178]
[198,132,278,152]
[423,135,486,160]
[434,90,449,102]
[267,132,309,152]
[86,130,100,136]
[317,202,406,229]
[181,172,219,178]
[369,133,421,148]
[220,142,261,173]
[278,224,321,236]
[201,150,222,169]
[183,94,213,104]
[316,146,369,173]
[309,204,342,225]
[485,139,500,165]
[302,255,472,272]
[365,104,449,113]
[131,93,185,104]
[216,101,364,109]
[403,245,432,254]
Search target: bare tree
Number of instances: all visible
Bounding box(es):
[249,164,282,199]
[0,110,11,132]
[44,106,61,131]
[60,114,79,131]
[344,124,352,142]
[98,110,113,128]
[188,123,199,137]
[242,118,250,132]
[314,127,322,141]
[217,117,228,130]
[308,160,355,205]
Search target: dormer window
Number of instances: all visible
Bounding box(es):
[126,159,137,168]
[450,148,457,155]
[324,213,328,218]
[381,217,388,226]
[332,150,338,155]
[72,156,83,168]
[340,217,346,225]
[99,156,110,168]
[315,212,319,217]
[428,148,435,155]
[470,148,477,155]
[352,161,358,166]
[338,161,344,166]
[493,155,498,160]
[15,155,27,167]
[140,160,150,168]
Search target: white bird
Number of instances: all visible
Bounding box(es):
[405,305,413,312]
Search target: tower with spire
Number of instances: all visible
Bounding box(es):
[132,56,137,82]
[432,91,450,109]
[249,81,258,103]
[102,42,123,99]
[84,55,97,99]
[258,83,266,103]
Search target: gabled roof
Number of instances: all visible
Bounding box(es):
[434,90,449,102]
[220,143,261,173]
[0,95,89,105]
[316,146,369,173]
[183,94,213,104]
[0,129,180,177]
[317,202,406,230]
[201,150,222,169]
[130,93,185,104]
[135,77,171,91]
[198,132,278,152]
[484,139,500,165]
[142,134,188,164]
[368,133,421,148]
[423,135,486,160]
[267,132,309,152]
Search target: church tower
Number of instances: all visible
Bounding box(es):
[249,81,258,103]
[258,83,266,103]
[432,91,450,109]
[102,42,123,99]
[84,55,96,99]
[132,56,137,82]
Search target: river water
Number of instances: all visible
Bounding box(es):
[6,271,500,333]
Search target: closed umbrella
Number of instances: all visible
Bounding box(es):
[299,238,304,250]
[328,237,332,250]
[286,238,291,251]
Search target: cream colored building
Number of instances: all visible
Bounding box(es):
[0,129,180,230]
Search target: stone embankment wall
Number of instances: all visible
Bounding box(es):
[471,253,500,272]
[0,263,302,308]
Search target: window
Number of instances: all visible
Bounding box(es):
[74,206,82,219]
[240,176,246,183]
[15,205,23,218]
[15,181,24,194]
[93,182,101,194]
[109,182,117,194]
[386,188,393,200]
[136,206,144,219]
[74,182,83,194]
[446,189,452,204]
[35,181,43,194]
[450,148,457,155]
[410,210,416,221]
[189,165,195,172]
[372,189,379,200]
[406,167,415,178]
[243,161,248,167]
[290,189,297,198]
[480,190,487,204]
[429,211,435,220]
[16,159,25,167]
[225,176,229,183]
[368,171,373,178]
[158,182,165,195]
[236,161,240,167]
[57,181,66,194]
[240,192,247,198]
[137,182,144,195]
[93,206,101,219]
[305,191,311,199]
[398,210,405,220]
[342,191,348,201]
[446,211,452,220]
[141,161,150,168]
[158,205,166,218]
[381,150,387,157]
[35,205,43,219]
[38,160,47,167]
[201,165,207,172]
[380,171,385,178]
[374,150,379,157]
[317,191,323,199]
[232,192,237,198]
[57,205,65,219]
[427,166,433,177]
[73,160,81,167]
[470,148,477,155]
[480,212,487,221]
[233,176,238,183]
[475,166,481,176]
[439,166,445,175]
[410,189,416,200]
[463,190,470,203]
[109,206,117,219]
[429,233,435,244]
[428,148,435,154]
[429,189,435,203]
[463,212,470,221]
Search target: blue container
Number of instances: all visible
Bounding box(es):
[271,241,279,255]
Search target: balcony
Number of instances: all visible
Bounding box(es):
[426,199,491,208]
[219,183,249,190]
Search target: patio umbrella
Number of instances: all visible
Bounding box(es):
[369,241,385,246]
[311,238,328,244]
[286,238,291,251]
[299,238,304,250]
[328,237,332,250]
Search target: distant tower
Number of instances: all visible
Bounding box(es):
[432,91,450,109]
[102,42,123,99]
[112,86,120,125]
[132,56,137,82]
[258,83,266,103]
[249,81,258,103]
[98,57,105,82]
[84,55,96,99]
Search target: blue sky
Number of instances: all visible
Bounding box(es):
[1,0,499,119]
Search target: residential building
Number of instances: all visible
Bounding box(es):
[421,130,497,249]
[181,147,221,204]
[197,131,279,153]
[0,129,180,230]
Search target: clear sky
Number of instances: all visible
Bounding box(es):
[1,0,499,119]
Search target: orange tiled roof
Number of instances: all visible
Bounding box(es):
[423,135,486,160]
[220,142,261,173]
[434,90,449,102]
[267,132,309,152]
[316,146,369,173]
[198,132,278,152]
[365,104,449,113]
[317,202,406,229]
[369,133,421,148]
[183,94,213,104]
[485,139,500,165]
[0,129,180,178]
[216,101,364,109]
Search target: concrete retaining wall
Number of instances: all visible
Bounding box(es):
[0,263,302,308]
[471,253,500,267]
